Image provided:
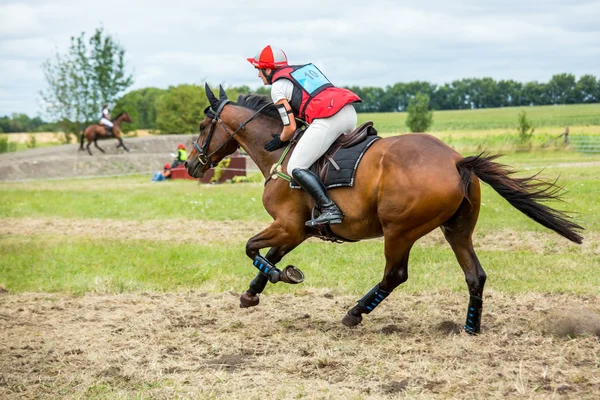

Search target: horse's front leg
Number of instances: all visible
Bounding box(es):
[117,137,129,152]
[240,220,305,308]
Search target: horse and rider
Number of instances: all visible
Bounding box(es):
[184,45,583,335]
[80,103,133,155]
[248,45,361,228]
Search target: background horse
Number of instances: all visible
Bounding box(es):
[186,85,583,335]
[80,112,133,155]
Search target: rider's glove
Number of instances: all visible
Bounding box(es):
[264,134,288,152]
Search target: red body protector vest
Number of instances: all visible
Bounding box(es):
[272,64,361,124]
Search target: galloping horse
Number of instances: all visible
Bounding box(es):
[80,112,133,155]
[186,85,583,334]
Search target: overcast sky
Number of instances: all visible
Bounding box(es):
[1,0,599,117]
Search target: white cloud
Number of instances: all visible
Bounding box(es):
[1,0,599,116]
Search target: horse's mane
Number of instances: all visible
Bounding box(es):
[112,112,126,121]
[235,94,280,120]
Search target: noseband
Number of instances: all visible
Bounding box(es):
[193,100,272,167]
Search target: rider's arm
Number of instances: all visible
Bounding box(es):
[275,99,296,142]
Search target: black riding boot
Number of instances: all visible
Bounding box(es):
[106,127,114,137]
[291,169,344,227]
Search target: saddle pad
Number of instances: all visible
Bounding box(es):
[290,135,380,190]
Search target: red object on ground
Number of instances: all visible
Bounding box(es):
[170,151,247,183]
[170,164,195,180]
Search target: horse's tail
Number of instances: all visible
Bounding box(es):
[456,152,583,244]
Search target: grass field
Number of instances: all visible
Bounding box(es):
[1,151,599,399]
[1,151,599,294]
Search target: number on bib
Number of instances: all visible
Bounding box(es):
[291,64,331,94]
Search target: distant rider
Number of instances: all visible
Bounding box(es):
[100,104,114,137]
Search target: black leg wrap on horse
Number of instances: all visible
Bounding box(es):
[464,295,483,335]
[252,255,282,284]
[357,284,391,314]
[248,272,269,295]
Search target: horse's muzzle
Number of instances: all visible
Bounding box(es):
[185,159,204,179]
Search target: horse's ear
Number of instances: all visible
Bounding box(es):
[219,85,228,101]
[205,83,219,108]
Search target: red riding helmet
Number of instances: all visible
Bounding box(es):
[164,163,171,169]
[247,45,288,69]
[177,143,185,149]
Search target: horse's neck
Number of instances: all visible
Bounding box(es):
[233,112,282,178]
[112,115,125,127]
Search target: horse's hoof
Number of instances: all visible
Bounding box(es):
[280,265,305,284]
[240,292,259,308]
[342,312,362,327]
[463,325,479,335]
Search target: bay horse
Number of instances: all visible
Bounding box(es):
[186,85,583,334]
[80,112,133,155]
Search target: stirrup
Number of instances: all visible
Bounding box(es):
[305,206,343,227]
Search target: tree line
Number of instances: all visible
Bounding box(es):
[113,73,600,133]
[348,73,600,112]
[12,73,598,134]
[0,113,58,133]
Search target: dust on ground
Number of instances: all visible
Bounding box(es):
[1,290,599,399]
[2,217,598,254]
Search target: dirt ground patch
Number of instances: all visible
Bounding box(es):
[0,135,200,182]
[1,290,599,399]
[0,217,258,244]
[2,217,598,254]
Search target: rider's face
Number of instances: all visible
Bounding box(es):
[258,68,272,85]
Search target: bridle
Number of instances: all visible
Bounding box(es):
[193,100,272,168]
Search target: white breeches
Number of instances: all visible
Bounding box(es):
[287,104,358,174]
[100,118,114,128]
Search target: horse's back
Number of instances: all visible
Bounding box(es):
[338,133,468,239]
[382,133,462,167]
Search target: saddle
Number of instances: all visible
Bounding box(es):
[289,121,380,190]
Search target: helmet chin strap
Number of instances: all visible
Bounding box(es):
[261,68,275,85]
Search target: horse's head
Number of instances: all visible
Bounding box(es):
[122,112,134,123]
[113,112,134,124]
[186,84,240,178]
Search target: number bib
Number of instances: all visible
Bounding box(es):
[290,64,331,95]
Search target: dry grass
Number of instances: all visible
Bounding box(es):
[1,290,599,399]
[2,218,598,256]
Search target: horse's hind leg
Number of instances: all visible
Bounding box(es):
[441,196,486,335]
[94,140,105,154]
[86,141,93,156]
[342,236,413,327]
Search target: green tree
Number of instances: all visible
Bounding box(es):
[113,87,166,132]
[517,110,535,142]
[405,93,433,132]
[40,27,133,135]
[576,74,599,103]
[545,73,577,104]
[156,84,209,134]
[155,84,248,134]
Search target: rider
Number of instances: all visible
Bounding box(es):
[172,143,188,168]
[247,45,361,227]
[100,103,114,137]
